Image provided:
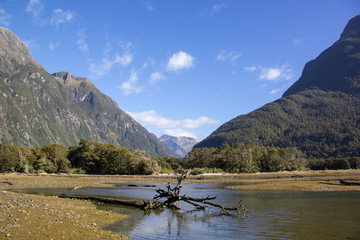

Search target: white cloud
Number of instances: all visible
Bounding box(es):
[269,88,283,95]
[258,64,294,82]
[245,64,294,82]
[115,52,133,66]
[149,71,166,85]
[119,70,143,95]
[77,29,89,53]
[50,9,75,27]
[26,0,44,17]
[167,51,195,72]
[217,50,241,64]
[162,129,198,140]
[128,110,219,139]
[259,67,282,81]
[0,8,11,26]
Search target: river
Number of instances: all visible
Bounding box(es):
[16,182,360,239]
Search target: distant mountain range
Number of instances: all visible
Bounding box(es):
[159,134,197,157]
[0,26,171,157]
[195,15,360,159]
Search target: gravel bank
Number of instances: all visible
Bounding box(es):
[0,190,129,240]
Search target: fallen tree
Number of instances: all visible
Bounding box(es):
[60,169,247,216]
[153,169,247,216]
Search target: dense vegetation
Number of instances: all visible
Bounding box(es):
[1,140,359,175]
[0,140,161,175]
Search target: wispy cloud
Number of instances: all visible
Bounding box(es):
[49,42,59,51]
[143,1,155,12]
[26,0,44,17]
[167,51,195,72]
[0,8,11,26]
[149,71,166,85]
[119,70,143,95]
[244,64,295,82]
[292,38,302,46]
[216,50,241,64]
[243,65,257,72]
[50,8,75,27]
[268,88,283,95]
[128,110,219,139]
[200,3,227,17]
[89,41,133,78]
[23,39,39,50]
[77,29,89,53]
[89,54,133,78]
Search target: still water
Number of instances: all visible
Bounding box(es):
[17,183,360,239]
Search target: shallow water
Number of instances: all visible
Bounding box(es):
[16,183,360,240]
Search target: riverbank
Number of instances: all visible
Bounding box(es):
[0,170,359,239]
[1,169,360,190]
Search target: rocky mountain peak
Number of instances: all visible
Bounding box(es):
[340,15,360,40]
[0,26,38,74]
[159,134,197,157]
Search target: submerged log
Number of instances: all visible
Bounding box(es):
[59,194,153,209]
[339,179,360,186]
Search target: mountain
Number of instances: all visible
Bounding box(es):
[195,15,360,159]
[0,26,171,157]
[159,134,197,157]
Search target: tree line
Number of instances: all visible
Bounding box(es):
[0,140,359,174]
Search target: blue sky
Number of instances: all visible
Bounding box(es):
[1,0,359,140]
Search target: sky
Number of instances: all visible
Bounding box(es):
[0,0,359,141]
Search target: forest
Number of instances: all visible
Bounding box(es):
[0,139,359,174]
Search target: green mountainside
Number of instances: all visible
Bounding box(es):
[195,15,360,159]
[0,26,171,157]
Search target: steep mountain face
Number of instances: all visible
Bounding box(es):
[0,26,170,157]
[195,15,360,159]
[159,134,197,158]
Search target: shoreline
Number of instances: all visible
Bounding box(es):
[1,169,360,191]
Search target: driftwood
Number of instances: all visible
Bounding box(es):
[152,169,247,216]
[339,179,360,186]
[60,169,247,216]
